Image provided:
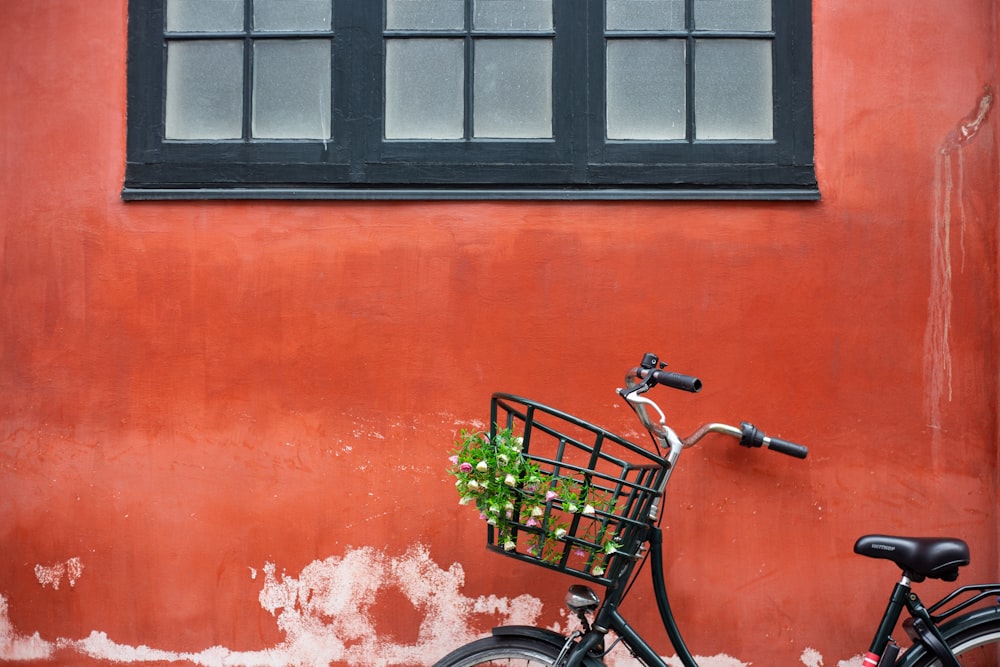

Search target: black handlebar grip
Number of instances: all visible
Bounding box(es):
[740,422,808,459]
[649,369,703,393]
[764,436,809,459]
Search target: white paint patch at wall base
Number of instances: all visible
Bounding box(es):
[2,546,860,666]
[0,595,54,660]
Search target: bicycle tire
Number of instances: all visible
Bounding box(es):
[433,635,563,667]
[896,609,1000,666]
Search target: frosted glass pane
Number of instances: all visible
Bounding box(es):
[252,40,331,139]
[695,40,772,139]
[474,0,553,31]
[385,39,464,139]
[694,0,771,31]
[165,41,243,139]
[606,40,685,140]
[606,0,685,31]
[254,0,331,31]
[474,39,551,138]
[167,0,243,31]
[386,0,464,29]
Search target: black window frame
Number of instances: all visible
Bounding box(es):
[124,0,817,201]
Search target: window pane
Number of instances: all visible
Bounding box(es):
[606,0,685,31]
[606,39,685,140]
[165,40,243,139]
[386,0,465,29]
[385,39,464,139]
[473,0,553,31]
[252,40,331,139]
[695,39,772,139]
[166,0,243,32]
[254,0,331,31]
[694,0,771,31]
[474,39,552,138]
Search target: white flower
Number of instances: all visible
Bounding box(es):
[531,506,544,517]
[504,501,515,512]
[476,460,489,473]
[459,496,473,505]
[554,528,568,539]
[591,566,605,577]
[503,540,517,551]
[497,454,509,465]
[603,542,618,555]
[504,474,517,487]
[582,504,595,516]
[566,503,579,514]
[466,480,480,492]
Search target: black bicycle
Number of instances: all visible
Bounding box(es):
[436,353,1000,667]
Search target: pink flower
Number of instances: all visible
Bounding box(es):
[460,462,473,473]
[449,455,459,465]
[545,490,558,502]
[526,518,540,528]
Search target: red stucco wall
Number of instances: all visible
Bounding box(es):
[1,1,997,666]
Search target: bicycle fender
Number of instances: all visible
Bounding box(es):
[894,606,1000,666]
[491,626,606,666]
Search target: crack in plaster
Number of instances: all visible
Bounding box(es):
[924,85,993,441]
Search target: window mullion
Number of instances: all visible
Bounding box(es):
[685,0,695,141]
[242,0,254,141]
[351,0,377,181]
[464,1,474,140]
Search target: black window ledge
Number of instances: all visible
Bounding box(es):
[122,185,820,202]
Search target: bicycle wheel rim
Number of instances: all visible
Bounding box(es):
[435,636,560,667]
[940,626,1000,666]
[906,623,1000,666]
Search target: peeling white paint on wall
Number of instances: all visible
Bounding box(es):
[603,652,748,667]
[801,647,823,667]
[838,657,865,667]
[0,595,54,660]
[34,557,84,590]
[1,546,861,666]
[2,546,535,666]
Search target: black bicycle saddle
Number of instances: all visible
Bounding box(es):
[854,535,970,582]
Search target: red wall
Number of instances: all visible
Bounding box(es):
[1,1,997,665]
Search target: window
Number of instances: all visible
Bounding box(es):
[124,0,816,200]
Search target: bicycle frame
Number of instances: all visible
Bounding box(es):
[556,524,995,667]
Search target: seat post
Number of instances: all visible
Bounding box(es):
[865,579,912,658]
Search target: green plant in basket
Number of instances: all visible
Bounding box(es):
[448,426,622,576]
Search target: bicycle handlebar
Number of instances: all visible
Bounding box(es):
[625,353,809,460]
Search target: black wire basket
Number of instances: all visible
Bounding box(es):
[484,393,669,587]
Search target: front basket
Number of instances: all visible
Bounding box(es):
[485,393,668,587]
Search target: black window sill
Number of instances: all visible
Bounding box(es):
[122,185,820,202]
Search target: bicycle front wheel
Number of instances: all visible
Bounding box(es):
[898,612,1000,666]
[434,635,562,667]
